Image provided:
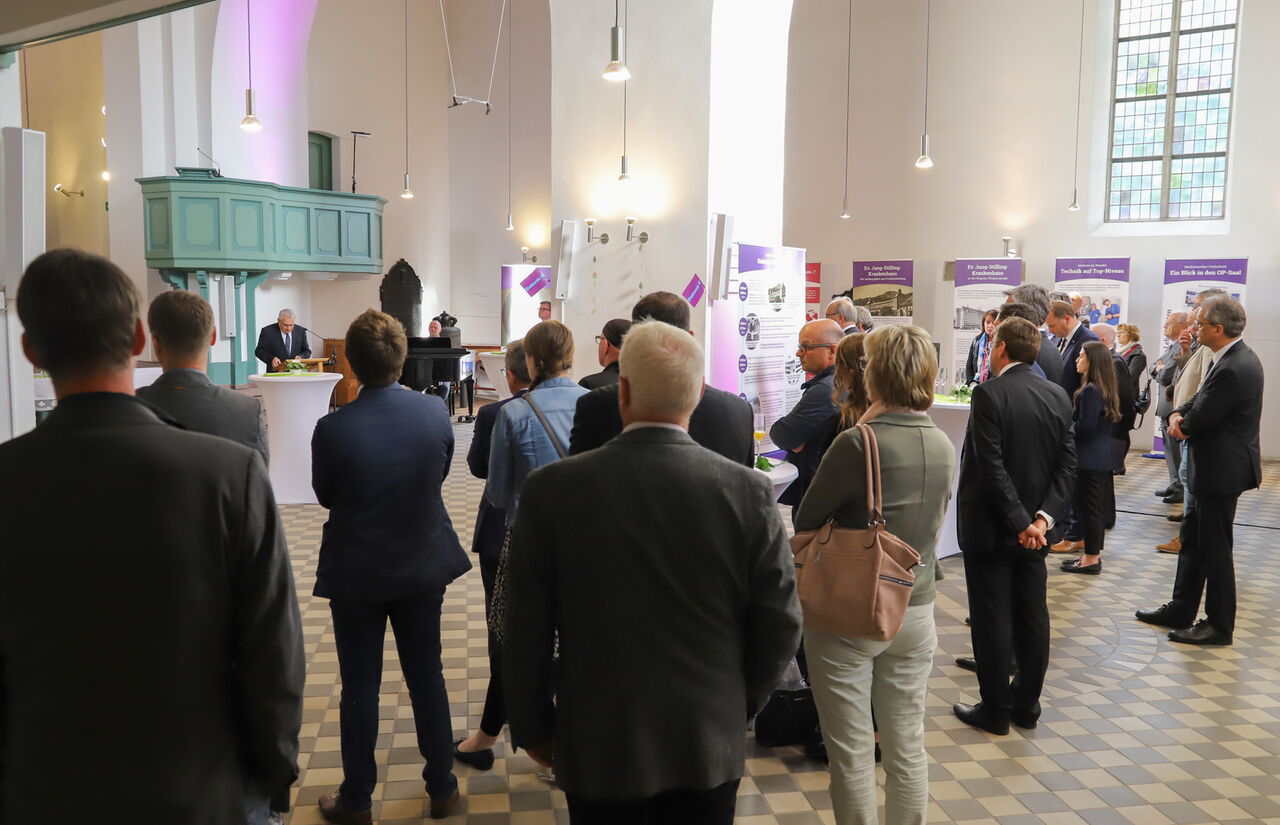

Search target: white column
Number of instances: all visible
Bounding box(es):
[0,126,45,442]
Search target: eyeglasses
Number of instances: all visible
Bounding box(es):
[796,343,832,351]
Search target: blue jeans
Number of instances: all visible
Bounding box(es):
[330,590,458,810]
[1178,442,1194,510]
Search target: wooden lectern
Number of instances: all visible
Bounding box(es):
[325,339,360,406]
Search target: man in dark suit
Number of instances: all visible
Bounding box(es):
[996,302,1055,383]
[1003,284,1062,385]
[1137,297,1262,646]
[2,248,304,824]
[505,320,801,824]
[311,310,471,822]
[954,317,1076,735]
[824,297,860,335]
[771,318,841,514]
[1046,299,1099,396]
[569,291,754,465]
[452,341,531,769]
[578,318,631,390]
[255,308,312,371]
[137,289,269,464]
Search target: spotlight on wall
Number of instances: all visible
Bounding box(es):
[53,184,85,198]
[625,216,648,244]
[585,218,597,243]
[1002,236,1018,258]
[101,170,111,182]
[521,246,538,263]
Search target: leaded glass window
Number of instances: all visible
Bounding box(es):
[1107,0,1239,221]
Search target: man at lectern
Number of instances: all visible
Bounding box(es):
[256,308,312,370]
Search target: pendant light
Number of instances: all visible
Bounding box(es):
[400,0,414,199]
[839,0,853,219]
[240,0,262,131]
[505,0,514,230]
[603,0,631,82]
[1068,0,1085,211]
[914,0,933,169]
[617,0,631,183]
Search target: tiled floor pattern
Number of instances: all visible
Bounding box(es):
[281,424,1280,825]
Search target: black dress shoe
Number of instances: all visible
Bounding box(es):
[1154,487,1172,497]
[1163,492,1184,504]
[956,656,1017,676]
[1135,603,1193,630]
[953,702,1009,735]
[1168,619,1232,646]
[964,616,971,626]
[428,789,462,820]
[319,793,372,825]
[1010,709,1039,730]
[453,738,495,770]
[1062,558,1101,575]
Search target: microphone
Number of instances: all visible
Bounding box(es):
[196,147,222,176]
[294,326,337,366]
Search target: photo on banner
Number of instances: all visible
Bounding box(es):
[724,244,807,454]
[952,259,1023,390]
[804,262,822,321]
[1054,258,1130,327]
[852,260,914,326]
[500,264,554,345]
[1150,258,1248,453]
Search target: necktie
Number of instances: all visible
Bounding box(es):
[284,332,291,355]
[1058,336,1068,354]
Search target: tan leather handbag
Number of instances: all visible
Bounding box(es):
[789,424,921,642]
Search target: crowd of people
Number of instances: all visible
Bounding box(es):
[0,248,1264,825]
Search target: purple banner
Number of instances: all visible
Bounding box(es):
[501,265,515,289]
[520,267,552,296]
[739,243,805,275]
[853,260,913,286]
[682,274,706,307]
[1164,258,1248,285]
[954,259,1023,287]
[1055,257,1130,282]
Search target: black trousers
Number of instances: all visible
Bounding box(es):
[1171,493,1239,634]
[478,552,507,737]
[963,548,1050,720]
[1073,469,1111,555]
[565,779,740,825]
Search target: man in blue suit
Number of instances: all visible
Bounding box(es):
[1046,299,1099,397]
[255,308,312,371]
[311,310,471,823]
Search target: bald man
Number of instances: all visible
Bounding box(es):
[771,319,844,517]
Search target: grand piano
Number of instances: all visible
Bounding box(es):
[400,331,476,423]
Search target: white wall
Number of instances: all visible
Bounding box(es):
[785,0,1280,456]
[305,0,453,339]
[446,0,551,345]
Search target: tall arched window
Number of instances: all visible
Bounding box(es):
[1106,0,1239,221]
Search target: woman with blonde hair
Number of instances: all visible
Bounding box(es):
[1116,323,1146,399]
[796,325,956,825]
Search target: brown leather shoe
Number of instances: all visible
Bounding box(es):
[1049,539,1084,554]
[1157,536,1181,554]
[319,792,372,825]
[428,789,462,820]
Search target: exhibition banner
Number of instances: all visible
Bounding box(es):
[952,259,1022,389]
[805,262,822,321]
[1150,257,1248,452]
[500,264,553,345]
[682,273,706,307]
[726,243,807,454]
[853,260,914,326]
[1054,257,1130,327]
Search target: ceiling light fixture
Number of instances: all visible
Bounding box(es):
[839,0,853,219]
[400,0,414,199]
[914,0,933,169]
[603,0,631,81]
[240,0,262,131]
[505,0,514,230]
[617,0,631,184]
[1068,0,1085,211]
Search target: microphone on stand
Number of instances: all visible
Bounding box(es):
[295,326,338,367]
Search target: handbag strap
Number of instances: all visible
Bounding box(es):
[855,424,886,527]
[524,392,569,459]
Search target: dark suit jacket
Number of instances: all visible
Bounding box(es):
[468,390,527,560]
[504,427,801,800]
[1036,330,1063,386]
[568,383,754,466]
[1175,340,1263,497]
[137,368,268,465]
[255,323,312,368]
[770,366,838,506]
[0,393,303,824]
[957,364,1077,552]
[1056,323,1100,397]
[312,385,471,602]
[577,362,620,391]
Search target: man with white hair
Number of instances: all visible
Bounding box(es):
[504,321,802,825]
[255,308,312,371]
[824,298,859,335]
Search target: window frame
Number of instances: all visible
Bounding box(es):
[1104,0,1240,223]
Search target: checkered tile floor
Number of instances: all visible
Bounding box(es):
[280,422,1280,824]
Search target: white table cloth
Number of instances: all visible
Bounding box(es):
[930,401,971,559]
[249,373,342,505]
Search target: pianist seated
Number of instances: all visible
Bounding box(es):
[428,319,442,337]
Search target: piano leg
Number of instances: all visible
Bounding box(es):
[456,376,476,423]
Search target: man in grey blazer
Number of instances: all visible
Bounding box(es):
[3,249,303,824]
[1153,312,1189,498]
[138,290,269,465]
[504,321,801,825]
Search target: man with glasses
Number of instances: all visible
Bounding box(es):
[579,319,631,390]
[825,298,860,336]
[770,319,843,518]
